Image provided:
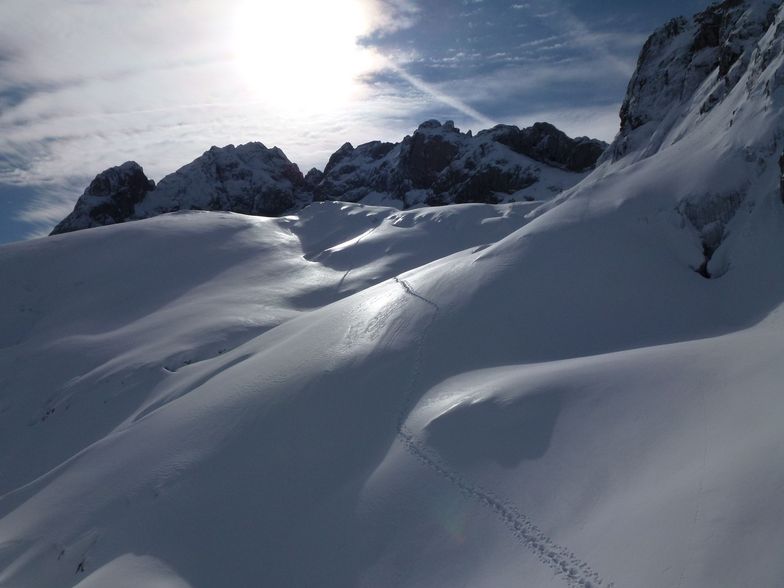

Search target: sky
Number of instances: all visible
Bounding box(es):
[0,0,713,243]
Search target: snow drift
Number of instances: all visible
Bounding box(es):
[3,1,784,587]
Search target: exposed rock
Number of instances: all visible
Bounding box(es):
[312,140,397,203]
[681,191,746,278]
[480,122,606,172]
[50,162,155,235]
[304,167,324,186]
[52,120,607,234]
[310,120,607,207]
[429,164,538,206]
[780,152,784,203]
[398,120,462,188]
[612,0,777,161]
[605,0,784,278]
[136,142,308,219]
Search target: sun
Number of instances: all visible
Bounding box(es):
[232,0,380,114]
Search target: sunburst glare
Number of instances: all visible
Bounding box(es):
[232,0,381,114]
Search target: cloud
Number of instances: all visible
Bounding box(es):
[512,104,622,143]
[517,0,638,77]
[363,0,421,38]
[0,0,640,242]
[0,0,430,239]
[385,63,496,128]
[13,184,79,236]
[0,1,231,88]
[409,59,624,114]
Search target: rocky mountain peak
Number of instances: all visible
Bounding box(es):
[480,122,607,173]
[134,141,308,220]
[612,0,780,161]
[416,119,458,132]
[309,119,607,207]
[399,121,464,189]
[779,151,784,202]
[323,142,357,176]
[51,162,155,235]
[52,119,608,235]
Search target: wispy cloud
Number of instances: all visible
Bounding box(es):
[518,0,638,77]
[386,62,496,127]
[366,0,421,36]
[0,0,651,242]
[513,104,622,143]
[0,0,430,239]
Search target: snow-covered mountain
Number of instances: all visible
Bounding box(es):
[51,143,310,235]
[4,1,784,587]
[307,119,605,207]
[50,120,605,235]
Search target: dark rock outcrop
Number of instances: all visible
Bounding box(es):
[309,119,607,207]
[612,0,777,161]
[681,191,746,278]
[399,120,462,188]
[137,143,308,219]
[52,120,607,235]
[312,140,397,203]
[52,143,309,235]
[51,162,155,235]
[779,152,784,203]
[479,123,606,172]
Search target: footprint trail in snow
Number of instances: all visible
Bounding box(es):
[393,276,613,588]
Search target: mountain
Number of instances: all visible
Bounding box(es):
[49,162,156,235]
[307,119,605,207]
[4,1,784,587]
[584,0,784,279]
[50,120,606,235]
[51,143,310,235]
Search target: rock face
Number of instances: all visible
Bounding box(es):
[780,152,784,203]
[480,122,606,172]
[52,143,308,236]
[594,0,784,278]
[612,0,779,161]
[51,162,155,235]
[135,143,308,219]
[52,122,606,235]
[308,119,606,207]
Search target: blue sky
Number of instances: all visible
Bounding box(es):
[0,0,712,244]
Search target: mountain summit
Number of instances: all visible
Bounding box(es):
[50,120,606,235]
[567,0,784,278]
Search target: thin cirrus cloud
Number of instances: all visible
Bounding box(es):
[0,0,430,238]
[0,0,712,242]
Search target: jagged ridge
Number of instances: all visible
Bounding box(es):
[612,0,780,161]
[50,120,606,235]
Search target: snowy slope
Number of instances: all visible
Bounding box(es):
[3,190,784,588]
[3,1,784,587]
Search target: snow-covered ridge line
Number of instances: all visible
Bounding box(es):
[50,119,606,235]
